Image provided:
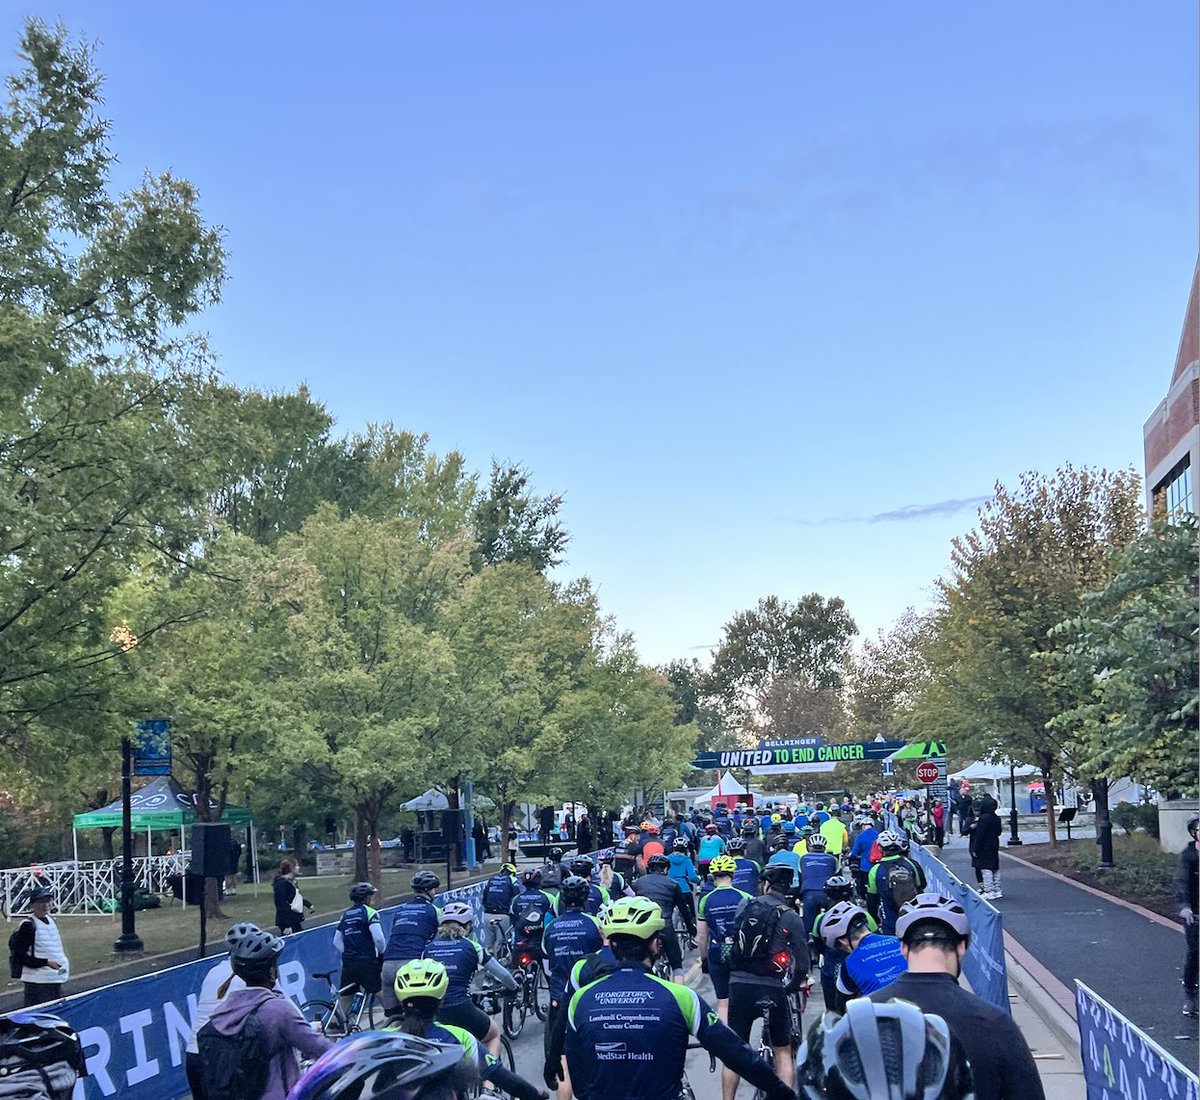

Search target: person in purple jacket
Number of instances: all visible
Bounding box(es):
[199,929,331,1100]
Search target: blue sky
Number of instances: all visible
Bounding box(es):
[22,3,1197,664]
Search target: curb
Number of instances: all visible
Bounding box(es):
[1004,934,1082,1065]
[1001,848,1182,933]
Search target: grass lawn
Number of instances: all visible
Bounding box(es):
[1012,832,1179,919]
[0,867,430,1000]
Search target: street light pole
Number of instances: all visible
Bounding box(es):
[112,737,144,954]
[1094,777,1114,869]
[1006,763,1022,846]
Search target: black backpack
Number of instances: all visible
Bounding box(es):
[885,861,918,912]
[482,874,517,915]
[729,897,785,976]
[196,1002,272,1100]
[7,921,31,980]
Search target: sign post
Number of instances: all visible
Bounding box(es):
[113,735,145,955]
[916,761,939,785]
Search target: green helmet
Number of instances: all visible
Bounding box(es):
[602,896,665,939]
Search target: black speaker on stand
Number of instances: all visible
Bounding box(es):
[190,822,231,958]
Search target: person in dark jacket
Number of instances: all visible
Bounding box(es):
[272,859,312,934]
[1178,814,1199,1017]
[968,796,1003,900]
[576,813,593,855]
[633,854,688,979]
[872,893,1044,1100]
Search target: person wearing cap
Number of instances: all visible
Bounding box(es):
[380,870,443,1015]
[871,893,1044,1100]
[13,886,69,1006]
[334,882,386,1022]
[201,928,332,1099]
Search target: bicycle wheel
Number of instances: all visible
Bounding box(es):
[299,1000,343,1035]
[531,966,549,1021]
[503,988,527,1039]
[498,1034,515,1072]
[356,994,379,1032]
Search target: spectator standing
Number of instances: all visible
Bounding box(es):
[1178,814,1199,1018]
[931,801,946,847]
[576,813,593,854]
[12,886,69,1006]
[969,797,1003,900]
[957,781,973,835]
[224,839,243,896]
[272,859,312,935]
[472,817,490,861]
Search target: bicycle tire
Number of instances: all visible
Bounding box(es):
[502,989,526,1039]
[531,965,549,1021]
[355,994,379,1032]
[498,1033,515,1072]
[299,999,342,1035]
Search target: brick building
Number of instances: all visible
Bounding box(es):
[1143,261,1198,515]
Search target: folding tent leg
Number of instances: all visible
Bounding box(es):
[252,825,260,898]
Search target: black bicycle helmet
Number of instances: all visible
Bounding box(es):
[823,875,855,904]
[549,846,564,862]
[647,853,670,873]
[570,855,594,877]
[410,870,440,893]
[797,998,974,1099]
[289,1032,468,1100]
[560,875,591,909]
[520,869,543,888]
[349,881,376,904]
[761,863,794,888]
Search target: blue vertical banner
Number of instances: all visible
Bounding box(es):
[909,843,1009,1013]
[132,720,172,777]
[1076,981,1199,1100]
[32,882,485,1099]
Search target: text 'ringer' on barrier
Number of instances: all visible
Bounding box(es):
[6,881,485,1100]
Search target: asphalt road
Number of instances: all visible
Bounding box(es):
[937,842,1199,1053]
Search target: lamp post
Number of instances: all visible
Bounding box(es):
[112,736,144,954]
[1006,763,1022,846]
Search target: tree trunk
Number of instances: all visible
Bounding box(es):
[353,808,369,883]
[1040,758,1057,846]
[101,827,115,861]
[500,799,516,864]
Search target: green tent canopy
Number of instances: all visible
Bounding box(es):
[886,740,947,762]
[72,775,252,830]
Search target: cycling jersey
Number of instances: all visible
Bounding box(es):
[633,873,685,922]
[421,936,485,1007]
[798,852,838,895]
[793,813,810,830]
[552,882,609,917]
[836,932,907,996]
[640,839,665,862]
[697,885,751,950]
[812,811,830,825]
[819,817,849,855]
[335,904,383,960]
[542,910,603,1001]
[866,856,927,933]
[667,852,700,891]
[595,871,627,897]
[730,857,760,895]
[510,888,554,924]
[766,848,800,888]
[382,897,441,962]
[849,826,879,871]
[743,837,766,864]
[698,835,727,862]
[565,962,791,1100]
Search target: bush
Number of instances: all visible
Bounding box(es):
[1109,801,1160,838]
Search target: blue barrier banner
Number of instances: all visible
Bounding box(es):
[27,880,484,1100]
[1076,981,1199,1100]
[909,843,1009,1013]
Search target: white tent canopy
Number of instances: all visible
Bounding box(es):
[402,788,450,812]
[950,761,1039,782]
[691,771,747,806]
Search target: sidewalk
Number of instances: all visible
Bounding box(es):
[940,843,1198,1058]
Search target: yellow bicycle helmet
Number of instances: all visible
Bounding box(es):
[602,897,665,939]
[709,855,738,876]
[771,813,783,823]
[393,959,449,1002]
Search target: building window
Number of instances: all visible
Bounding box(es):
[1158,456,1193,520]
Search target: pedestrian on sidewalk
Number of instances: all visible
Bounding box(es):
[969,797,1003,899]
[12,886,69,1006]
[871,893,1044,1100]
[931,801,946,847]
[1178,814,1199,1018]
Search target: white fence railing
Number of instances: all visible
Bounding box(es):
[1,853,191,918]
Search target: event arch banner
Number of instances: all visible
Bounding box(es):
[690,736,906,775]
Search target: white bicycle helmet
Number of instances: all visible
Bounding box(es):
[819,902,870,950]
[797,998,975,1100]
[878,830,906,852]
[807,833,829,851]
[440,901,474,927]
[895,894,970,943]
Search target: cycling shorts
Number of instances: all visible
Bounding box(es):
[340,956,383,995]
[708,954,732,1000]
[727,982,793,1049]
[437,998,492,1041]
[657,928,683,972]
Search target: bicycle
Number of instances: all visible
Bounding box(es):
[750,996,779,1100]
[680,1041,717,1100]
[483,915,513,966]
[470,970,525,1045]
[512,949,549,1021]
[299,970,379,1036]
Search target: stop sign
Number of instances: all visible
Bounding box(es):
[916,761,940,785]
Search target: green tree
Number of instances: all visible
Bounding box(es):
[911,466,1143,842]
[1044,516,1198,798]
[0,20,227,781]
[846,609,933,738]
[470,462,568,573]
[709,594,858,740]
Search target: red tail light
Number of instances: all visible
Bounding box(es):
[774,951,791,969]
[519,953,533,967]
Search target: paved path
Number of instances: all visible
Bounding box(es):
[939,844,1198,1055]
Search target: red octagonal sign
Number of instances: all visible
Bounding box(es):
[916,761,940,785]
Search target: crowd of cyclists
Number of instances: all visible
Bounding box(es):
[2,794,1050,1099]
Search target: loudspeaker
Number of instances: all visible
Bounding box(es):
[191,822,231,879]
[441,809,465,843]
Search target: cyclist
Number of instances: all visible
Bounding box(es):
[696,855,751,1023]
[697,822,727,878]
[481,862,521,955]
[848,814,879,899]
[614,826,642,883]
[667,836,701,928]
[766,832,801,888]
[332,881,385,1023]
[560,897,793,1100]
[389,959,547,1100]
[638,822,666,869]
[509,869,554,971]
[866,830,927,934]
[554,856,608,915]
[289,1032,476,1100]
[723,862,811,1099]
[380,870,442,1015]
[199,928,331,1099]
[870,893,1044,1100]
[819,811,849,857]
[810,875,865,1013]
[795,996,976,1099]
[542,876,604,1099]
[634,852,691,976]
[595,851,629,898]
[725,836,761,894]
[742,820,766,864]
[798,833,839,937]
[421,901,515,1057]
[0,1010,86,1100]
[820,901,906,998]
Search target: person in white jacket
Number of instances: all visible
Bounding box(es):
[14,886,69,1006]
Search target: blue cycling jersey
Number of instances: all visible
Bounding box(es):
[667,852,699,890]
[543,910,603,1002]
[382,898,441,962]
[337,904,381,960]
[422,935,484,1006]
[798,852,838,894]
[838,933,907,996]
[850,827,878,872]
[730,857,760,895]
[698,835,727,861]
[697,885,750,949]
[766,848,800,887]
[553,883,609,917]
